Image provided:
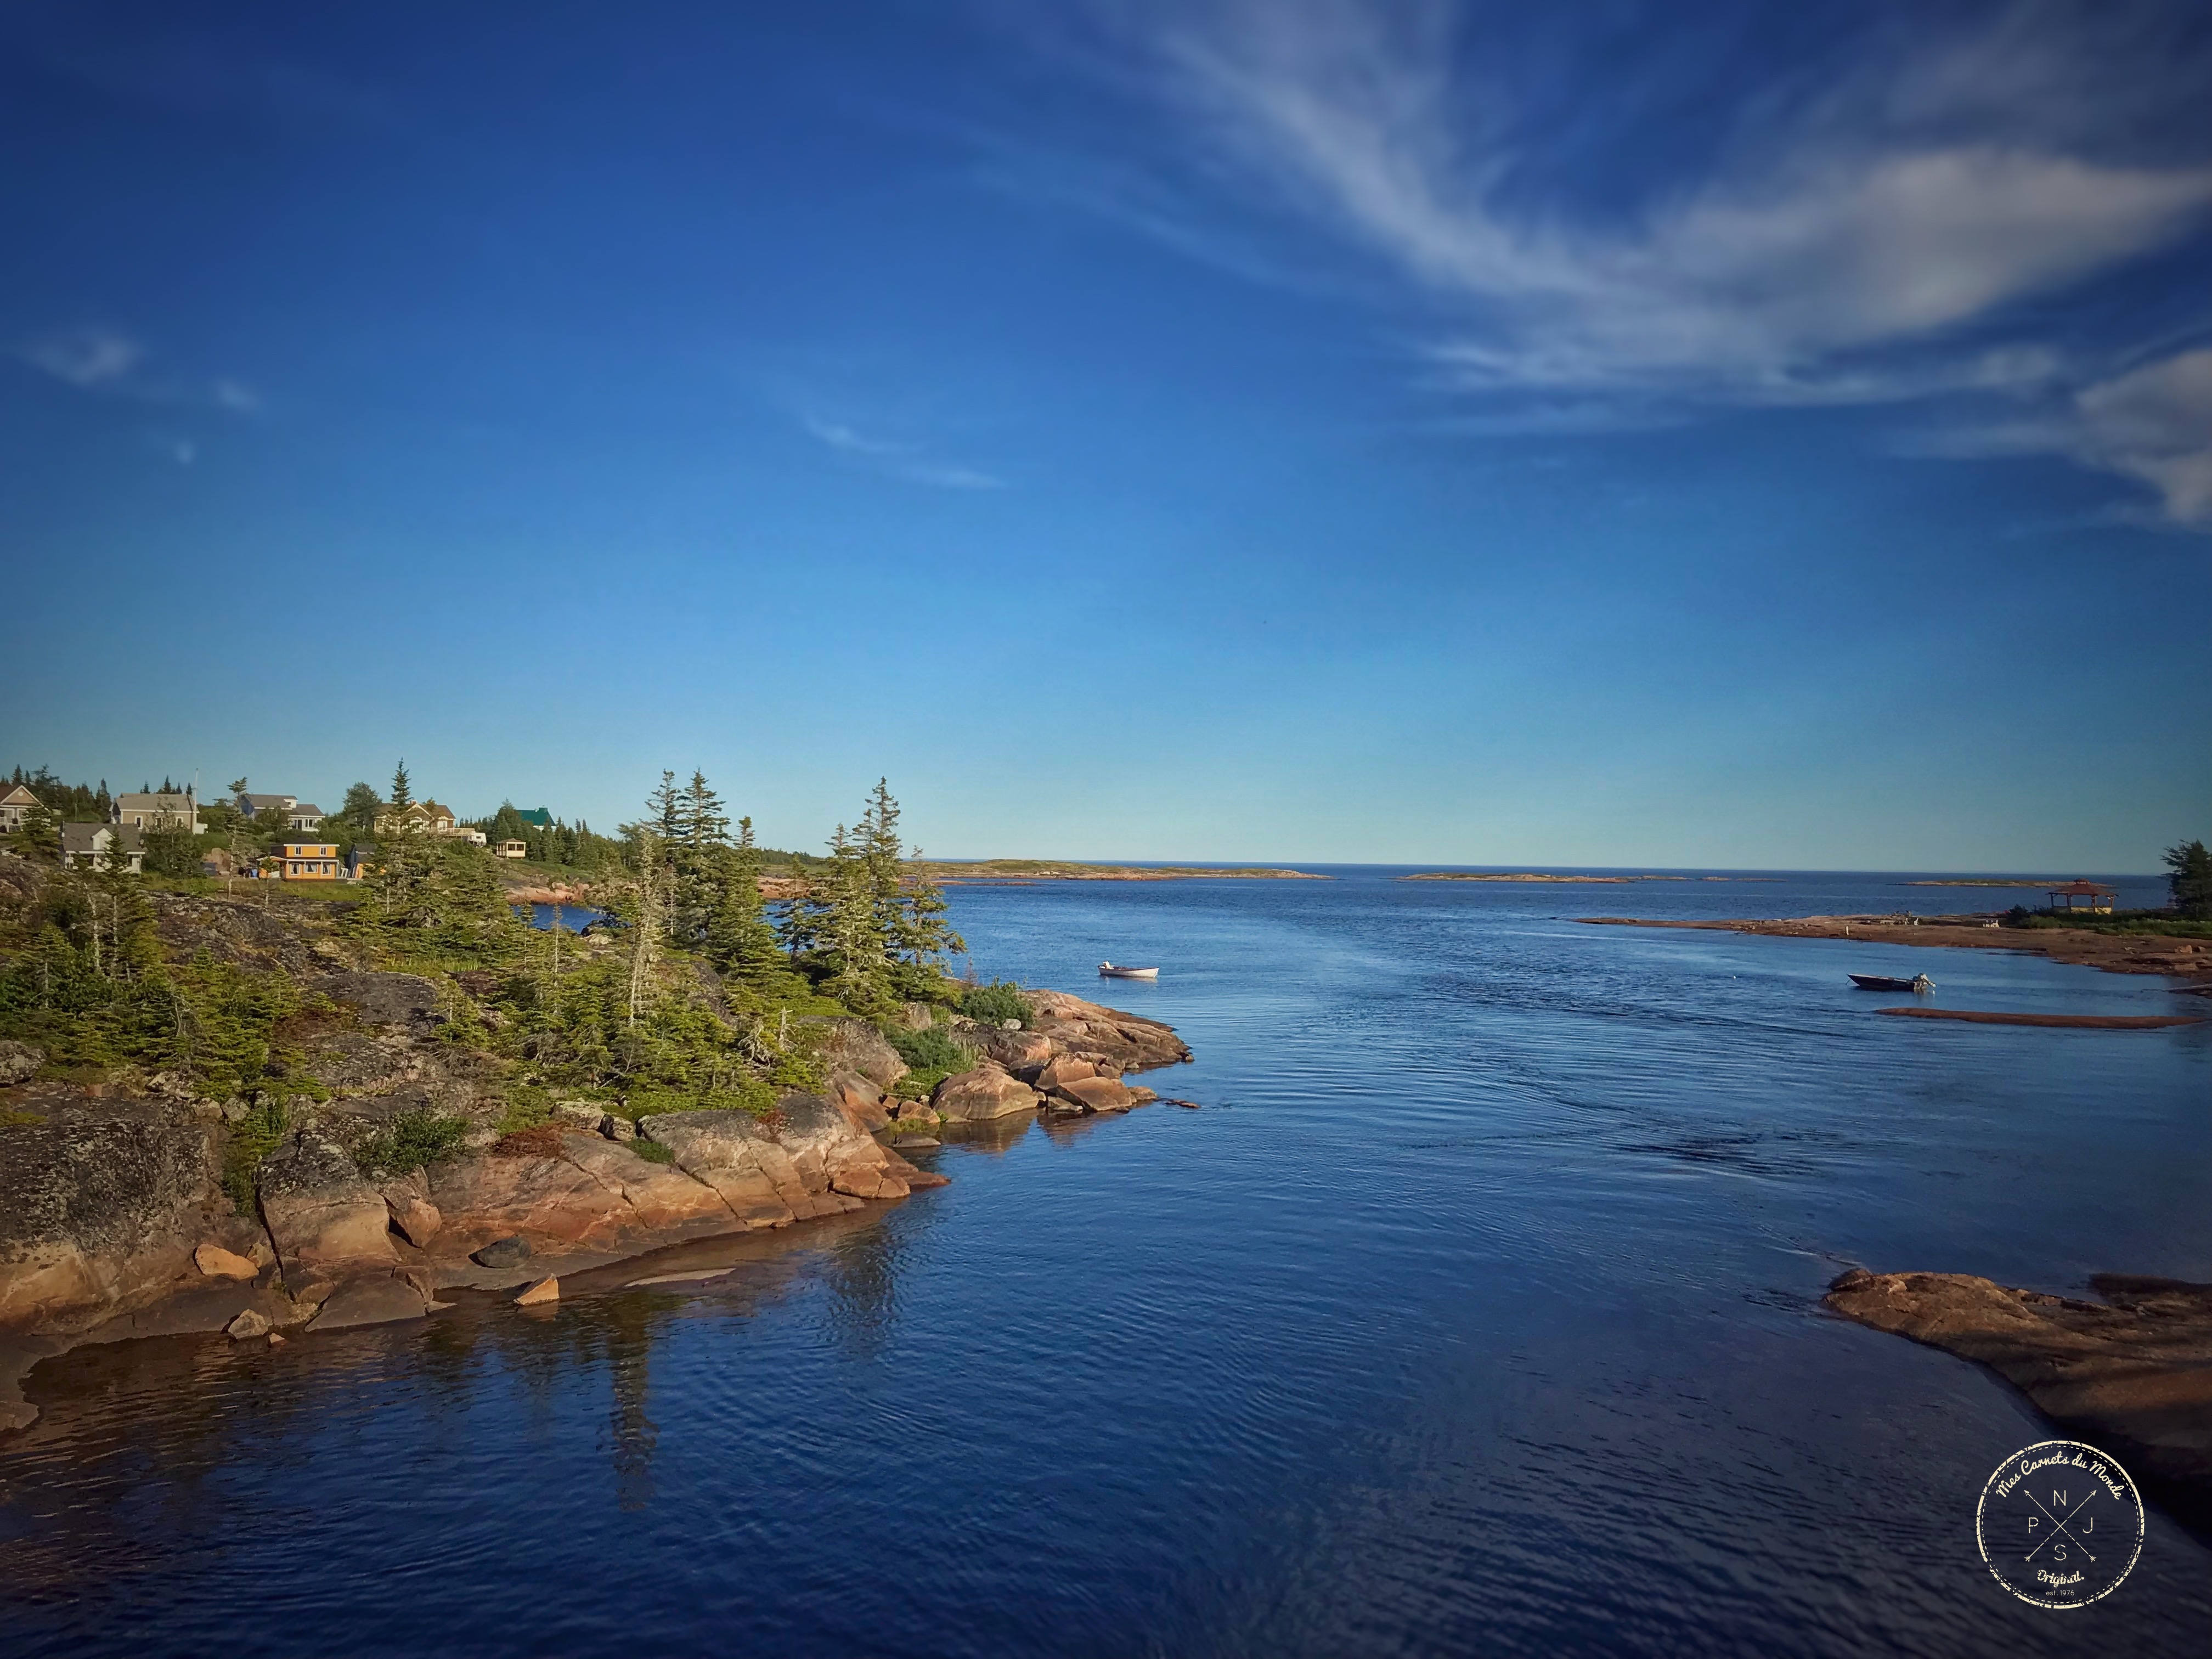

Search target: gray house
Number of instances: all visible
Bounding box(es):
[239,792,297,821]
[286,803,325,831]
[61,822,144,874]
[113,792,198,834]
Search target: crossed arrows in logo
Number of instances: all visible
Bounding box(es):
[2021,1489,2097,1564]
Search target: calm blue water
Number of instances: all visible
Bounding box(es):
[3,868,2207,1656]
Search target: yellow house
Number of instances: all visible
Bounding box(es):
[280,842,341,880]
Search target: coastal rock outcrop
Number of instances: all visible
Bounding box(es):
[1826,1268,2212,1530]
[639,1094,921,1226]
[1022,991,1192,1074]
[427,1137,733,1263]
[0,1118,221,1333]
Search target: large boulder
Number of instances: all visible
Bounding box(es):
[0,1119,221,1333]
[1051,1075,1138,1115]
[256,1130,398,1281]
[0,1040,43,1087]
[931,1064,1041,1124]
[815,1019,907,1090]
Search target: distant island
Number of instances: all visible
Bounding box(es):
[1900,878,2070,887]
[1402,872,1684,884]
[912,861,1329,883]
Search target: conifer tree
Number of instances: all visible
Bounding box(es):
[2166,839,2212,921]
[705,815,785,988]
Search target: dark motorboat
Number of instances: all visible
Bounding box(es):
[1850,973,1934,993]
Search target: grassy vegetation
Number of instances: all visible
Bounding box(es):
[352,1109,472,1178]
[2005,909,2212,939]
[629,1138,674,1164]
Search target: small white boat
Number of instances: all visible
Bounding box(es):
[1099,962,1159,979]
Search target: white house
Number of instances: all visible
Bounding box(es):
[286,803,325,831]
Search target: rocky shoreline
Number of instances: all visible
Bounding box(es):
[1826,1269,2212,1532]
[0,874,1193,1432]
[1581,913,2212,986]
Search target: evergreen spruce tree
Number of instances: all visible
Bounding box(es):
[2165,839,2212,921]
[705,815,786,988]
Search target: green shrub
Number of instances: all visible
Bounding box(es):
[887,1022,972,1073]
[496,1084,553,1136]
[630,1138,674,1164]
[221,1096,290,1215]
[959,981,1029,1029]
[354,1109,471,1178]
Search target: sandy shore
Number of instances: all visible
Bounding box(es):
[1579,913,2212,986]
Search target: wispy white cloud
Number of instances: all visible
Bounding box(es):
[22,326,143,388]
[805,415,914,457]
[18,325,263,415]
[1929,348,2212,528]
[1026,1,2212,522]
[803,415,1007,489]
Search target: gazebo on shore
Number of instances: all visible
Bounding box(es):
[2047,879,2117,915]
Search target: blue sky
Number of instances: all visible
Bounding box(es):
[2,0,2207,870]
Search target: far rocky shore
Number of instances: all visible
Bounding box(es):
[1581,913,2212,986]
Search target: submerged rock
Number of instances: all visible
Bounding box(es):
[226,1307,272,1340]
[1826,1268,2212,1531]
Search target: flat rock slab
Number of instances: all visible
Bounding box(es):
[307,1276,432,1332]
[1875,1007,2204,1029]
[625,1269,731,1287]
[1826,1269,2212,1532]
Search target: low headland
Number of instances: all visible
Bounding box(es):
[1826,1270,2212,1531]
[0,774,1200,1433]
[1579,912,2212,986]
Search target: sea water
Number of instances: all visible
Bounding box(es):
[2,868,2206,1656]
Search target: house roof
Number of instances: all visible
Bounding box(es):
[515,808,554,828]
[0,786,41,808]
[116,792,193,810]
[61,822,143,855]
[289,803,325,817]
[2050,879,2118,896]
[240,793,297,813]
